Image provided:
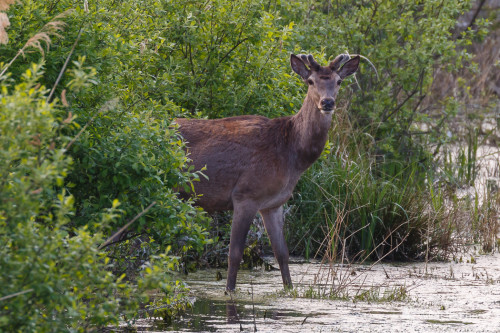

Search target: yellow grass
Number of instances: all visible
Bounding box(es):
[0,10,71,76]
[0,12,9,45]
[0,0,16,11]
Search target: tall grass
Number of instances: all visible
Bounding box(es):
[440,127,479,187]
[436,124,499,252]
[286,113,499,263]
[289,118,428,261]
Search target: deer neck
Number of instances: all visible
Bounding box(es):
[291,94,332,171]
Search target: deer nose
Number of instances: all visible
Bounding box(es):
[320,98,335,110]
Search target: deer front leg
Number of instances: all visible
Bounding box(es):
[260,206,292,289]
[226,201,258,291]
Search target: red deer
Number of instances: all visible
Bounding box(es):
[176,53,360,291]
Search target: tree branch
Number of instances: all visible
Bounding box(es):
[47,27,83,103]
[0,289,34,302]
[98,201,156,250]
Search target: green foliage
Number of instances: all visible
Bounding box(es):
[0,0,492,330]
[1,0,212,258]
[0,1,212,331]
[281,0,481,159]
[0,62,196,332]
[283,0,488,259]
[0,66,121,331]
[151,0,297,118]
[288,125,434,260]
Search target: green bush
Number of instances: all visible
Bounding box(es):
[0,65,128,331]
[0,1,212,330]
[150,0,298,118]
[2,0,212,259]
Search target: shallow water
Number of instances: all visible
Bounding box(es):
[453,145,500,203]
[131,252,500,332]
[128,144,500,332]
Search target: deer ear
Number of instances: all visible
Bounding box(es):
[290,54,311,80]
[338,56,360,79]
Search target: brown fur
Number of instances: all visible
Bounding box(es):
[177,54,360,291]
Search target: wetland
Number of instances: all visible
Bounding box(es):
[131,251,500,332]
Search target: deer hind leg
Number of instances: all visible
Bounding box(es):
[226,201,258,291]
[260,206,292,289]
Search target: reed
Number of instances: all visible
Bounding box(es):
[0,10,70,77]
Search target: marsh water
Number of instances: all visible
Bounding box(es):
[127,145,500,332]
[130,252,500,332]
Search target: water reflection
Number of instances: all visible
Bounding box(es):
[127,254,500,332]
[141,297,306,332]
[225,300,239,324]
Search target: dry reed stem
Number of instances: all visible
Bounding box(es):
[317,224,410,298]
[300,185,411,298]
[0,288,33,301]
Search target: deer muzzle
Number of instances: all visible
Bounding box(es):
[319,98,335,113]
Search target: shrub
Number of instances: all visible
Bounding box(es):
[0,1,212,330]
[0,65,130,331]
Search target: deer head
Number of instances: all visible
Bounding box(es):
[290,53,360,114]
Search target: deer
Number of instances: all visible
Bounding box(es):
[176,53,360,291]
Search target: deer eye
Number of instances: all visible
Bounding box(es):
[307,79,314,85]
[337,80,342,85]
